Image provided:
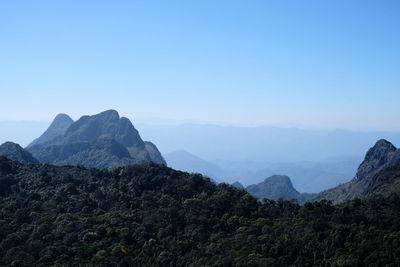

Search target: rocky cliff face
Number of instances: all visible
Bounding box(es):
[314,139,400,203]
[354,139,397,182]
[0,142,39,164]
[27,110,165,168]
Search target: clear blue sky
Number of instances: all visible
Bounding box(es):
[1,0,399,130]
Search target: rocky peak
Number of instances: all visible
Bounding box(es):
[0,142,39,164]
[64,110,143,148]
[246,175,300,200]
[27,113,74,148]
[313,139,400,203]
[364,139,396,161]
[53,113,74,124]
[354,139,397,182]
[91,109,120,124]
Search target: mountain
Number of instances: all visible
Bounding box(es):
[164,150,358,192]
[164,150,224,181]
[364,164,400,198]
[246,175,300,200]
[0,142,39,164]
[315,139,400,203]
[27,110,165,168]
[1,156,400,266]
[216,159,359,193]
[27,113,74,148]
[231,181,244,189]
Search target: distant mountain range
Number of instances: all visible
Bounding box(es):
[137,123,400,162]
[165,149,358,193]
[167,139,400,203]
[164,150,225,182]
[2,118,400,193]
[2,111,400,204]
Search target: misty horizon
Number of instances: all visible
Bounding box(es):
[2,1,400,131]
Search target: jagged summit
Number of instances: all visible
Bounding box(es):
[27,110,165,168]
[0,142,39,164]
[27,113,74,148]
[364,139,396,163]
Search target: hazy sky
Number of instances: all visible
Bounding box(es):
[1,1,400,130]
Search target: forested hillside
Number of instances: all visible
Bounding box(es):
[1,156,400,266]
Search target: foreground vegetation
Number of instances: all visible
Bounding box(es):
[1,156,400,266]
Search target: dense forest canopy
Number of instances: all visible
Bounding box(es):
[1,156,400,266]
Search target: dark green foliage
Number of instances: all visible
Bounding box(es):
[1,156,400,266]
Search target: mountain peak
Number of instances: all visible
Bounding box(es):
[0,142,39,164]
[53,113,73,123]
[27,113,74,148]
[246,175,299,200]
[96,109,120,119]
[365,139,396,161]
[264,175,292,185]
[354,139,397,182]
[315,139,400,203]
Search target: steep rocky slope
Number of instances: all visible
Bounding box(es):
[315,139,400,203]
